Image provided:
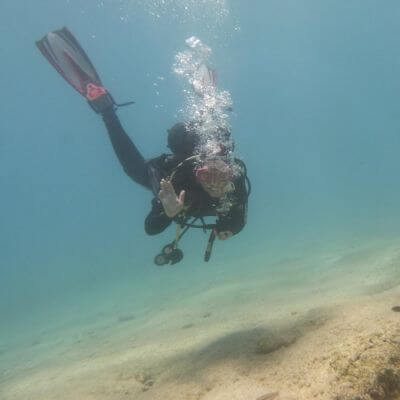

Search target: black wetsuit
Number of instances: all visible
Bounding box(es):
[102,108,248,236]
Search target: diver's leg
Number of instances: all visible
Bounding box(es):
[36,28,152,190]
[101,108,151,190]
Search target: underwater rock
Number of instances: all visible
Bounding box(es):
[256,337,275,354]
[253,307,330,357]
[330,331,400,400]
[255,331,298,354]
[368,368,400,399]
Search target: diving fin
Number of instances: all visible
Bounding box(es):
[191,64,232,112]
[192,63,217,97]
[36,27,134,113]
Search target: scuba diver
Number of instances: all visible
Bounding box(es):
[36,27,250,264]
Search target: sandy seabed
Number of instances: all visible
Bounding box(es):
[2,236,400,400]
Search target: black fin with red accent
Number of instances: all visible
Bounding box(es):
[36,27,134,113]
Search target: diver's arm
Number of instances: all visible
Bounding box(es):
[216,175,248,236]
[158,179,186,218]
[145,198,173,235]
[101,107,151,189]
[216,202,247,236]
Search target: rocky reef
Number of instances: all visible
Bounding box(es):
[330,328,400,400]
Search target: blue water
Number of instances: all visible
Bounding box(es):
[2,1,400,398]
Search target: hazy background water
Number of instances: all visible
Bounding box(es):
[2,0,400,349]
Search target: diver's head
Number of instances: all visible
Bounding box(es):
[195,159,234,198]
[167,122,197,158]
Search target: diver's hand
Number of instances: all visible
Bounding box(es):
[216,230,233,241]
[159,179,185,218]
